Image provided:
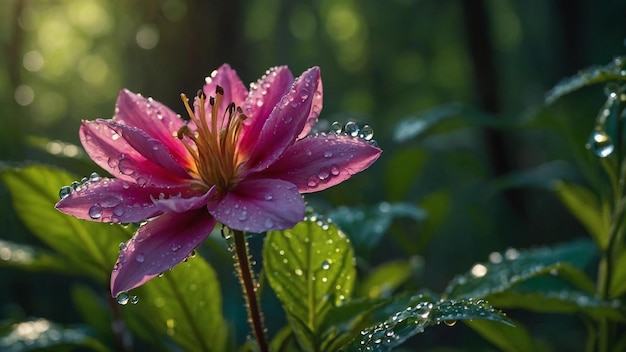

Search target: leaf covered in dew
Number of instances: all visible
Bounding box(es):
[338,293,512,352]
[545,56,626,104]
[264,217,356,351]
[0,165,129,282]
[443,238,597,300]
[328,202,426,256]
[121,257,227,352]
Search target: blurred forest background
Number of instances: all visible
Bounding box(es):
[1,0,625,350]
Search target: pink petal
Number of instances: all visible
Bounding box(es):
[244,67,321,174]
[152,190,210,213]
[106,121,191,180]
[297,76,323,140]
[114,89,189,165]
[80,119,188,186]
[202,64,248,126]
[110,209,216,296]
[256,133,382,193]
[238,66,294,156]
[207,179,305,233]
[55,178,201,223]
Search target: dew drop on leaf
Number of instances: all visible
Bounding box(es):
[587,129,614,158]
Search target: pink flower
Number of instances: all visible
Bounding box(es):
[55,64,381,297]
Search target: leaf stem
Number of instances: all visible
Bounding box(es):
[232,229,268,352]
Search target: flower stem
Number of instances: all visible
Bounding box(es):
[232,229,268,352]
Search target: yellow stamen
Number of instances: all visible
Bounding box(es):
[177,86,248,194]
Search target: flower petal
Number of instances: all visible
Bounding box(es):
[207,179,305,233]
[202,64,248,123]
[297,75,323,140]
[55,178,200,223]
[110,208,216,297]
[244,67,321,174]
[80,119,188,186]
[257,133,382,193]
[114,89,189,164]
[152,190,210,213]
[238,66,294,156]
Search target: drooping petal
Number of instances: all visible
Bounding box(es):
[114,89,189,165]
[80,119,188,186]
[243,67,321,174]
[202,64,248,126]
[238,66,294,156]
[207,179,305,233]
[110,208,216,297]
[297,76,323,140]
[152,190,210,213]
[55,178,200,223]
[256,133,382,193]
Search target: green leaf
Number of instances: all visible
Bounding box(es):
[553,180,610,249]
[338,294,511,352]
[487,290,624,321]
[466,319,545,352]
[392,103,501,143]
[0,239,77,273]
[0,165,130,282]
[71,285,114,345]
[123,257,227,352]
[264,218,356,352]
[327,202,426,257]
[610,250,626,297]
[0,318,108,352]
[358,258,423,298]
[545,56,626,104]
[444,239,597,300]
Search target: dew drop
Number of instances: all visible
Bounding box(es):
[70,181,81,191]
[265,194,273,201]
[171,243,181,252]
[136,253,145,263]
[265,218,274,229]
[89,172,101,182]
[318,167,330,180]
[130,296,139,305]
[295,268,303,276]
[444,320,457,327]
[238,210,248,221]
[119,242,127,250]
[116,292,130,305]
[344,121,360,137]
[283,116,293,124]
[118,159,135,175]
[587,129,614,158]
[88,205,103,219]
[330,121,342,134]
[321,260,331,270]
[307,176,319,187]
[359,125,374,140]
[107,157,119,168]
[323,151,333,158]
[59,186,72,199]
[100,195,122,208]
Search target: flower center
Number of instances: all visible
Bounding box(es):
[176,86,247,194]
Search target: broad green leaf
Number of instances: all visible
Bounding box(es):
[466,319,545,352]
[553,180,610,249]
[338,294,511,352]
[545,56,626,104]
[0,165,130,282]
[487,290,624,321]
[358,258,423,298]
[610,250,626,297]
[123,257,227,352]
[0,239,77,273]
[0,318,108,352]
[71,285,114,345]
[327,202,425,257]
[444,239,597,300]
[264,218,356,352]
[392,103,501,143]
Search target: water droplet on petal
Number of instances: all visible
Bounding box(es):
[265,194,273,201]
[88,205,103,219]
[107,157,119,168]
[265,218,274,229]
[318,167,330,180]
[116,291,130,305]
[344,121,360,137]
[307,176,319,187]
[323,151,333,158]
[118,159,135,175]
[100,195,122,208]
[330,164,340,176]
[171,243,181,252]
[359,125,374,140]
[283,116,293,124]
[136,253,145,263]
[89,172,101,182]
[330,121,342,134]
[587,129,614,157]
[59,186,72,199]
[238,210,248,221]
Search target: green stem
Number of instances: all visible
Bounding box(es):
[232,230,268,352]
